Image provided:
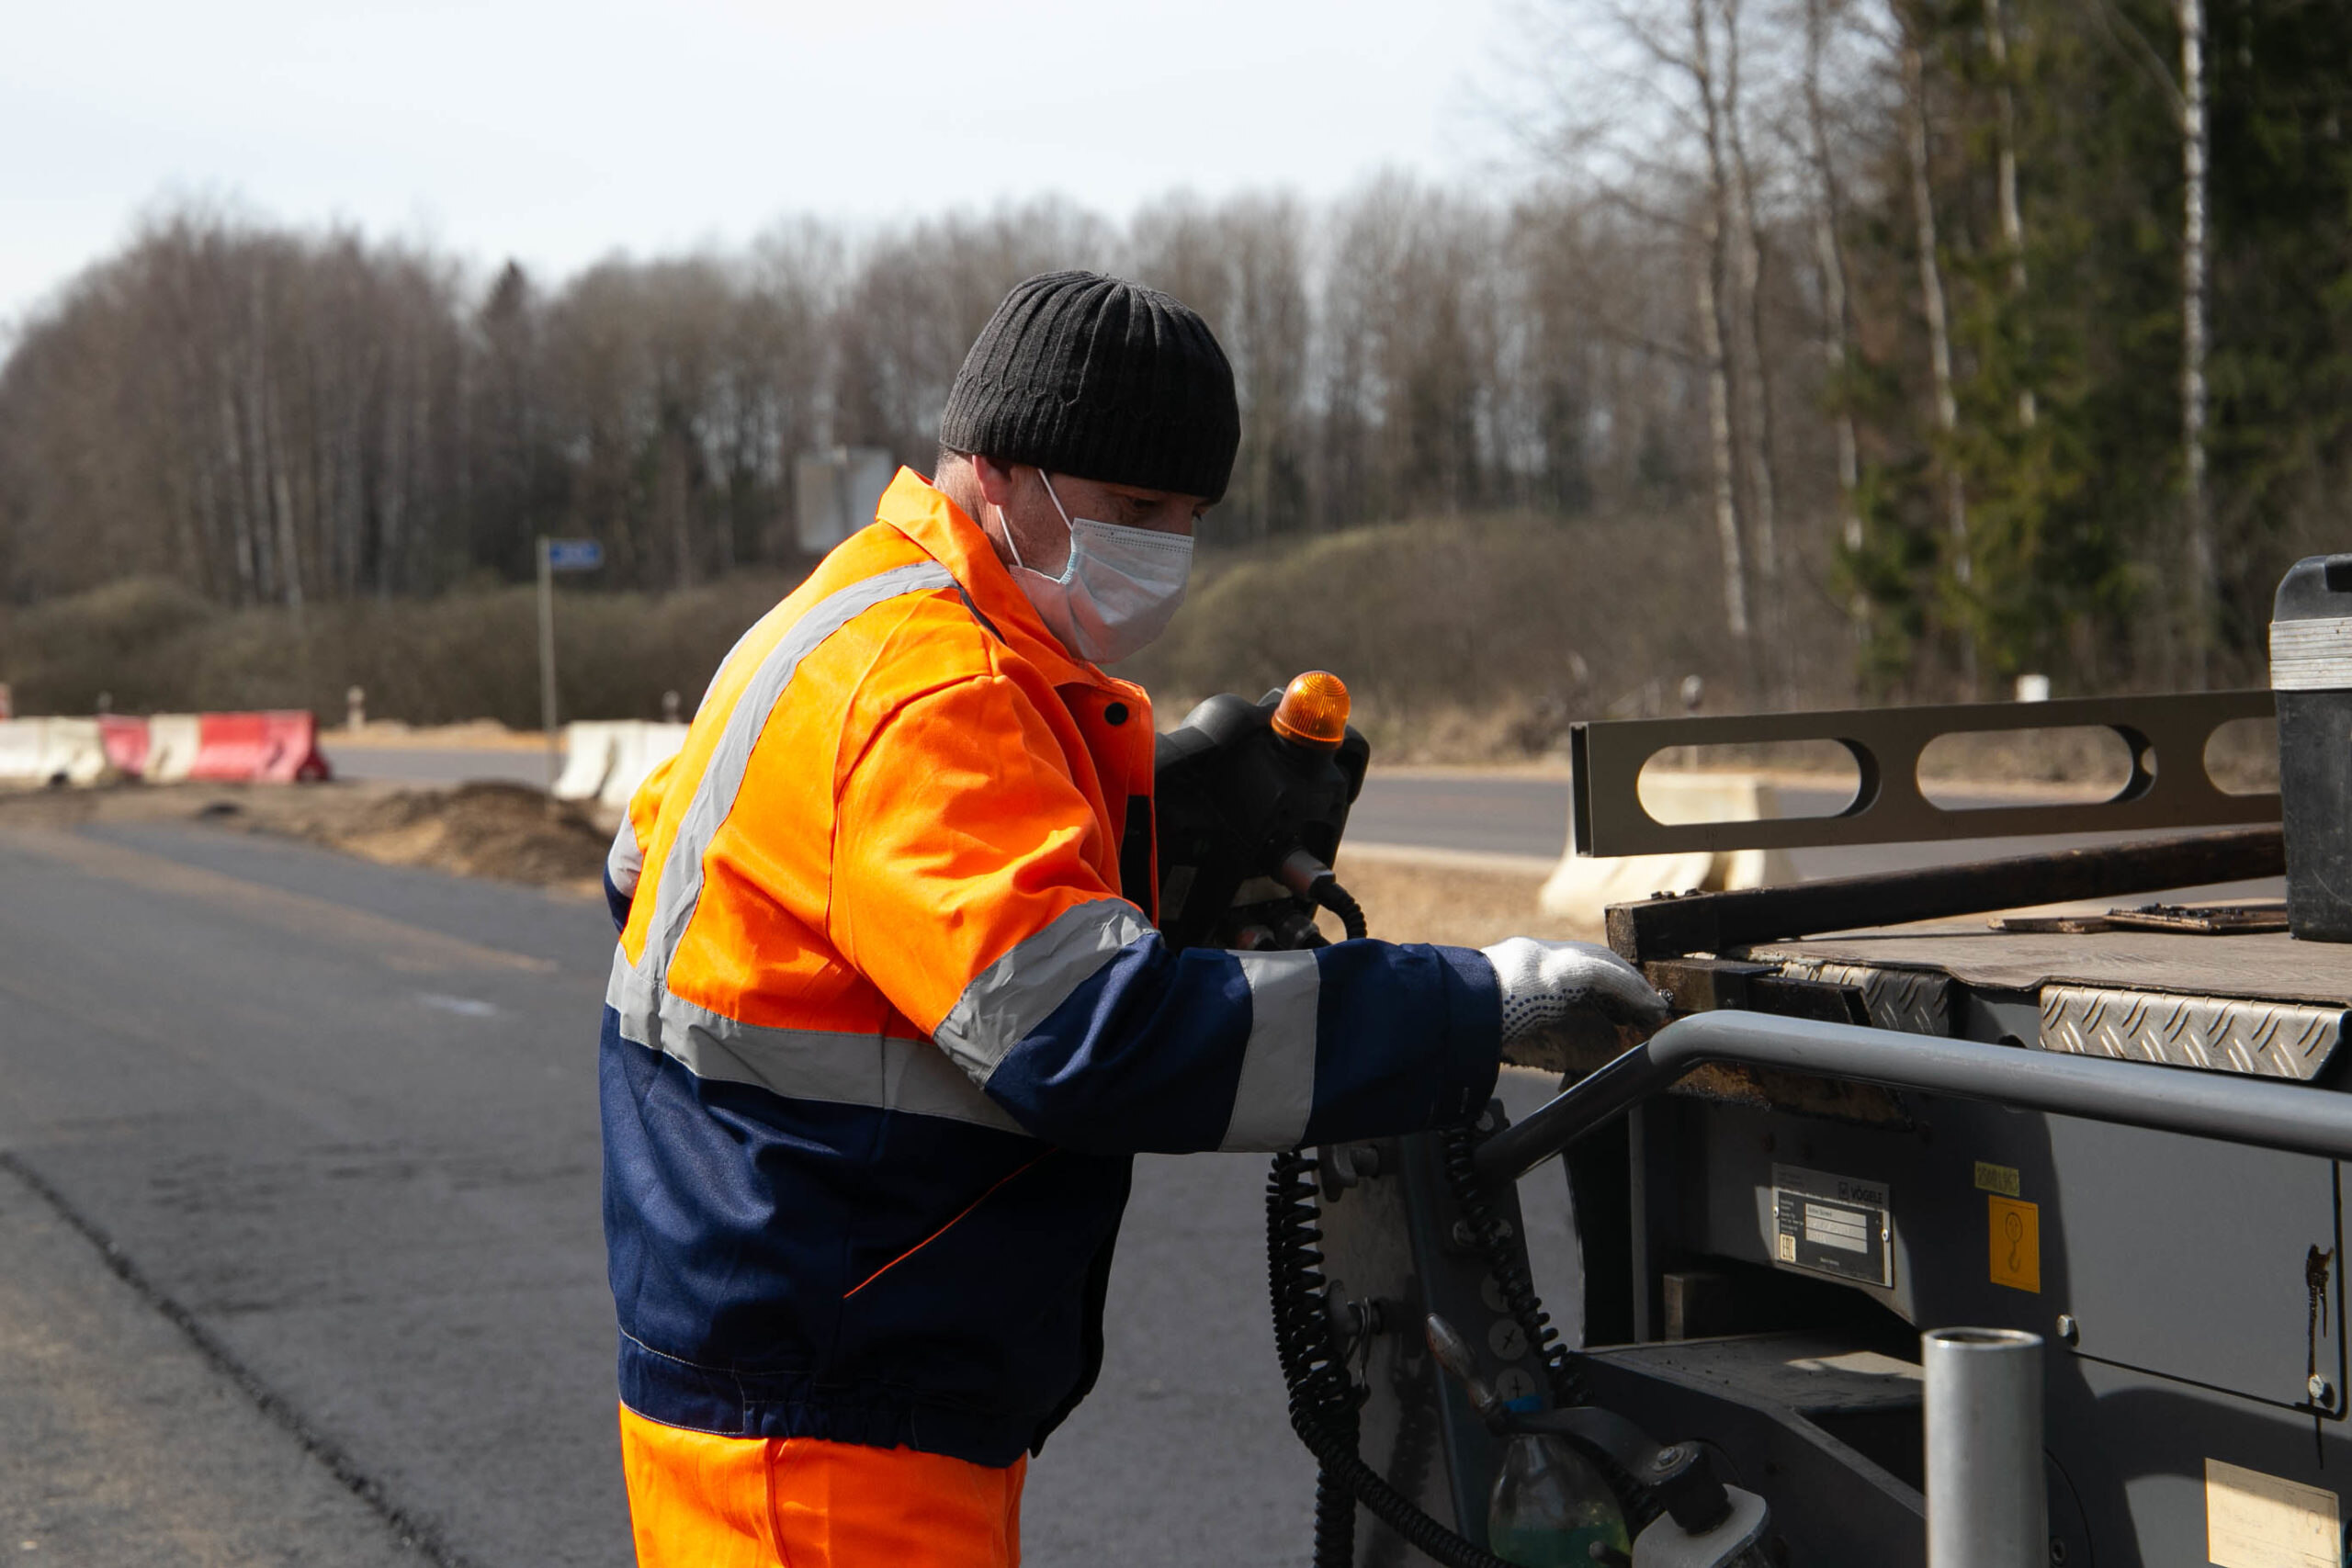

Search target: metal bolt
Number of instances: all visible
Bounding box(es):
[2050,1538,2068,1566]
[1493,1366,1538,1403]
[1652,1445,1684,1472]
[1488,1319,1530,1360]
[2311,1373,2335,1405]
[2054,1314,2078,1346]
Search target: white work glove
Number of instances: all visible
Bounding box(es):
[1479,937,1670,1046]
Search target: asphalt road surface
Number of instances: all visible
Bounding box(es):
[0,818,1584,1566]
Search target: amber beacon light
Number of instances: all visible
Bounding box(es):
[1271,671,1351,749]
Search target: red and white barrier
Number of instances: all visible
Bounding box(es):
[0,718,113,787]
[99,716,150,777]
[143,715,202,782]
[186,711,333,783]
[0,710,332,787]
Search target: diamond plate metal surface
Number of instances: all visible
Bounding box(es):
[2038,985,2345,1080]
[1777,960,1955,1037]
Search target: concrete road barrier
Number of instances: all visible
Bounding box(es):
[553,721,691,809]
[552,723,621,802]
[1539,770,1795,930]
[598,722,689,810]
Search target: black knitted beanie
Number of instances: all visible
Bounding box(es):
[940,271,1240,503]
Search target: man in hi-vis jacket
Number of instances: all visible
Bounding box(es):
[599,270,1666,1566]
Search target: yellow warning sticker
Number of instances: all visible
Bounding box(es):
[1988,1195,2040,1292]
[2207,1458,2340,1568]
[1973,1160,2021,1197]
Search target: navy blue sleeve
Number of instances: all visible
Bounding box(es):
[964,924,1500,1156]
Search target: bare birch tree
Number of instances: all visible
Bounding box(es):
[1690,0,1758,652]
[1802,0,1863,619]
[2178,0,2211,685]
[1900,13,1974,686]
[1720,0,1785,689]
[1984,0,2035,430]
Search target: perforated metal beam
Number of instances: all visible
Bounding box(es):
[1569,690,2277,856]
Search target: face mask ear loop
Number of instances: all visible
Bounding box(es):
[1038,471,1081,575]
[998,496,1030,573]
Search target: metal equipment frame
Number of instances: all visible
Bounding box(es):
[1569,690,2277,856]
[1476,1009,2352,1184]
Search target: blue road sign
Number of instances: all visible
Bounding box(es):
[546,538,604,571]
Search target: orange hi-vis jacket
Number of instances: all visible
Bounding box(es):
[599,469,1502,1467]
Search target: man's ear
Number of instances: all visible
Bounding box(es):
[972,455,1020,510]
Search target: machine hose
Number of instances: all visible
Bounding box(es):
[1265,876,1656,1567]
[1438,1124,1660,1533]
[1268,1148,1523,1568]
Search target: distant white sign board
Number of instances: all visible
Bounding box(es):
[794,447,897,555]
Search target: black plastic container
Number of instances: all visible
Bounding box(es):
[2273,553,2352,940]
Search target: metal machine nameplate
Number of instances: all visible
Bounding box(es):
[1770,1165,1894,1288]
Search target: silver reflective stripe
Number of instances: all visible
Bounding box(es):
[641,560,955,983]
[1220,950,1322,1150]
[606,947,1023,1133]
[2271,616,2352,691]
[934,898,1155,1085]
[606,818,644,898]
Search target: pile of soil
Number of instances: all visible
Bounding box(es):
[0,779,614,892]
[322,782,611,886]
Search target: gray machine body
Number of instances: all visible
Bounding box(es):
[1316,987,2350,1566]
[1307,677,2352,1565]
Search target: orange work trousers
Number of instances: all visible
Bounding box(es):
[619,1405,1024,1568]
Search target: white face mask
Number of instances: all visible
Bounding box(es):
[1001,472,1193,664]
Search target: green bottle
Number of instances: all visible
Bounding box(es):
[1487,1433,1633,1567]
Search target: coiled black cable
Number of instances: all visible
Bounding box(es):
[1363,1346,1439,1568]
[1266,877,1657,1566]
[1439,1125,1660,1533]
[1268,1149,1524,1568]
[1438,1122,1583,1408]
[1315,880,1369,942]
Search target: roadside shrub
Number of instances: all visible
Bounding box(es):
[0,574,802,725]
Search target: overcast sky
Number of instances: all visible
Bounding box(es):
[2,0,1528,331]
